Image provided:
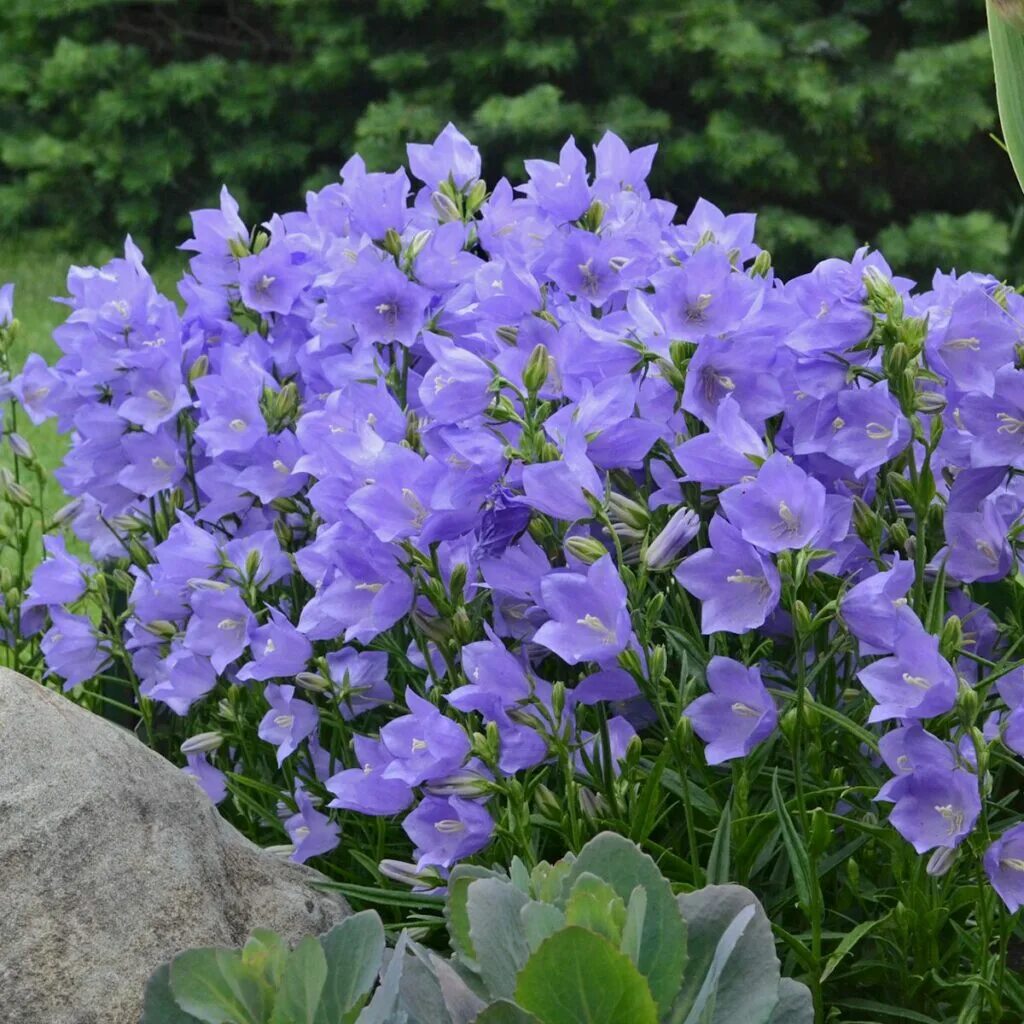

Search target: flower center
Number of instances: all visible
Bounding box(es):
[434,819,466,834]
[274,713,294,729]
[576,613,617,644]
[731,701,760,718]
[865,422,892,441]
[901,672,931,690]
[997,412,1024,435]
[935,803,964,836]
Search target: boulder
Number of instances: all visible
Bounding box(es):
[0,668,349,1024]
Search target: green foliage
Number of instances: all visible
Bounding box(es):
[1,1,1021,279]
[141,832,812,1024]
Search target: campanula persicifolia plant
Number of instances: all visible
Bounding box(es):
[4,126,1024,1020]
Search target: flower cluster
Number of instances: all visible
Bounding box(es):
[8,127,1024,904]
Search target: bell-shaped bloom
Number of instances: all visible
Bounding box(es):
[674,516,781,634]
[257,684,319,765]
[857,623,958,723]
[380,690,471,786]
[183,587,253,673]
[403,795,495,871]
[877,723,956,779]
[673,395,767,488]
[236,609,313,682]
[959,366,1024,469]
[408,123,481,191]
[285,789,341,864]
[141,644,218,715]
[41,608,111,690]
[327,648,391,720]
[877,766,980,854]
[943,499,1013,583]
[239,241,308,316]
[521,425,604,521]
[824,382,912,478]
[984,824,1024,912]
[533,555,631,665]
[840,557,918,653]
[719,453,827,554]
[326,735,414,816]
[21,535,89,615]
[418,333,493,423]
[686,657,777,765]
[182,752,227,805]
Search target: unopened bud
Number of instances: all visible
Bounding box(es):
[750,250,772,278]
[926,846,958,878]
[264,844,297,858]
[382,227,403,257]
[523,343,551,394]
[940,615,963,660]
[957,679,981,726]
[50,497,84,527]
[565,535,609,565]
[792,599,813,640]
[465,179,488,215]
[295,671,331,694]
[535,783,563,821]
[648,643,667,686]
[644,506,699,570]
[608,492,649,530]
[188,355,209,383]
[7,433,33,460]
[144,619,179,638]
[180,731,223,754]
[578,786,608,820]
[431,191,461,223]
[379,859,445,890]
[810,807,830,859]
[407,229,432,261]
[423,767,492,798]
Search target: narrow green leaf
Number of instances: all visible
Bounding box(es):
[705,802,732,886]
[770,771,813,910]
[515,927,659,1024]
[989,0,1024,196]
[819,913,889,983]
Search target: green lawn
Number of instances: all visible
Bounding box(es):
[1,236,184,519]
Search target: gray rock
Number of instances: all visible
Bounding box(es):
[0,669,349,1024]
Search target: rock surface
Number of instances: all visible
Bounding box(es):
[0,668,349,1024]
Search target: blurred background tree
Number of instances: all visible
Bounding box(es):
[0,0,1019,280]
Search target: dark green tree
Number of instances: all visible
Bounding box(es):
[0,0,1018,279]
